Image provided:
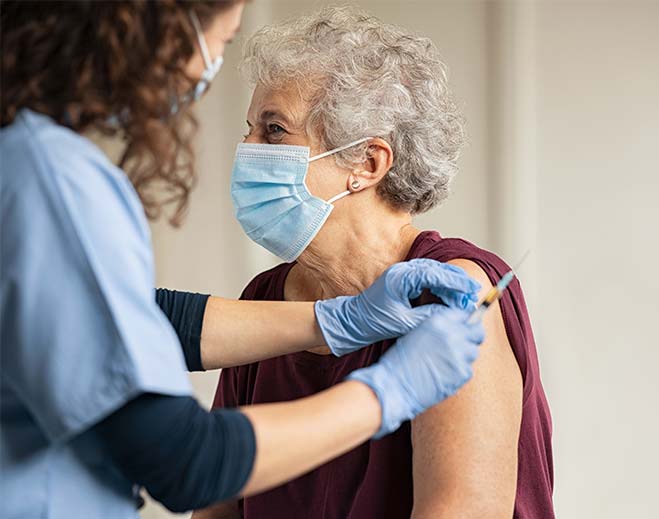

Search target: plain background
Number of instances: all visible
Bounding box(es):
[141,1,659,518]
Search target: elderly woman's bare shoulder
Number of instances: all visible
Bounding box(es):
[409,255,523,518]
[447,258,494,293]
[445,257,521,393]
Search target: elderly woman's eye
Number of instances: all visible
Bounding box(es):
[267,123,286,135]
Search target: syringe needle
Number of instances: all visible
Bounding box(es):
[467,249,532,324]
[511,249,532,275]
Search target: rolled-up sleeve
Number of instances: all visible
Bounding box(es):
[155,289,209,372]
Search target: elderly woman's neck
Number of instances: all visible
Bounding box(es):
[295,210,420,299]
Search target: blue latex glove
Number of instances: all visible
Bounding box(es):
[314,258,480,356]
[347,307,485,438]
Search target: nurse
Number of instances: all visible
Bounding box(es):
[0,2,484,518]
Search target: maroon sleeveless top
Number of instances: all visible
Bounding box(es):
[213,231,554,518]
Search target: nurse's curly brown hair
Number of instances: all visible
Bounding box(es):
[1,0,241,225]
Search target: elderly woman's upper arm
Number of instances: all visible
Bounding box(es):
[410,259,523,519]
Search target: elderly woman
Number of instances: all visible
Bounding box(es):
[196,7,553,519]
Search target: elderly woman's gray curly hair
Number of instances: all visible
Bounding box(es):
[240,6,465,214]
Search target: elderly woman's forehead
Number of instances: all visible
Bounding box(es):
[247,83,310,125]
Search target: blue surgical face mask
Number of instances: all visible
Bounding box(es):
[231,137,371,262]
[172,11,224,113]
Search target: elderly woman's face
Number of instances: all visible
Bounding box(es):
[244,83,353,202]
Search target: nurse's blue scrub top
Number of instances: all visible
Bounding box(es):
[0,110,192,518]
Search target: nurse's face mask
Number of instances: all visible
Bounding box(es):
[175,11,224,109]
[231,137,371,262]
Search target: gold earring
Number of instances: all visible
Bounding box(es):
[351,180,361,190]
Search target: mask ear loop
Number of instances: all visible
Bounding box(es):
[188,11,224,101]
[326,190,351,204]
[308,137,372,162]
[189,11,213,69]
[309,137,373,204]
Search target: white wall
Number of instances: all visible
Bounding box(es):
[535,2,659,517]
[144,2,659,518]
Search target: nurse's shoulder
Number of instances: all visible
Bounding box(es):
[0,108,149,243]
[0,108,191,444]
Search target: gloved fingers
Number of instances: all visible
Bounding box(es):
[423,306,472,326]
[438,306,486,344]
[465,321,486,344]
[465,344,481,363]
[379,259,480,305]
[430,287,479,309]
[459,365,475,385]
[417,299,479,323]
[387,261,425,299]
[403,304,443,326]
[408,260,481,301]
[464,300,478,313]
[406,258,460,271]
[431,261,472,276]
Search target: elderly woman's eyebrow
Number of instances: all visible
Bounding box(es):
[260,109,293,126]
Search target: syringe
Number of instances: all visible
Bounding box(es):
[467,250,531,324]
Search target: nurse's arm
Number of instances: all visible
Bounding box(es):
[200,297,323,368]
[97,380,380,513]
[410,260,522,519]
[155,289,323,370]
[239,379,380,495]
[191,378,380,518]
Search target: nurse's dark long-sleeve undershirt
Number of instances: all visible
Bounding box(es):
[94,393,256,513]
[155,288,209,372]
[93,291,256,512]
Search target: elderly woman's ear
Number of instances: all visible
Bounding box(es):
[349,138,394,192]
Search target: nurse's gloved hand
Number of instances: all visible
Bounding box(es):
[314,258,480,356]
[347,307,485,438]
